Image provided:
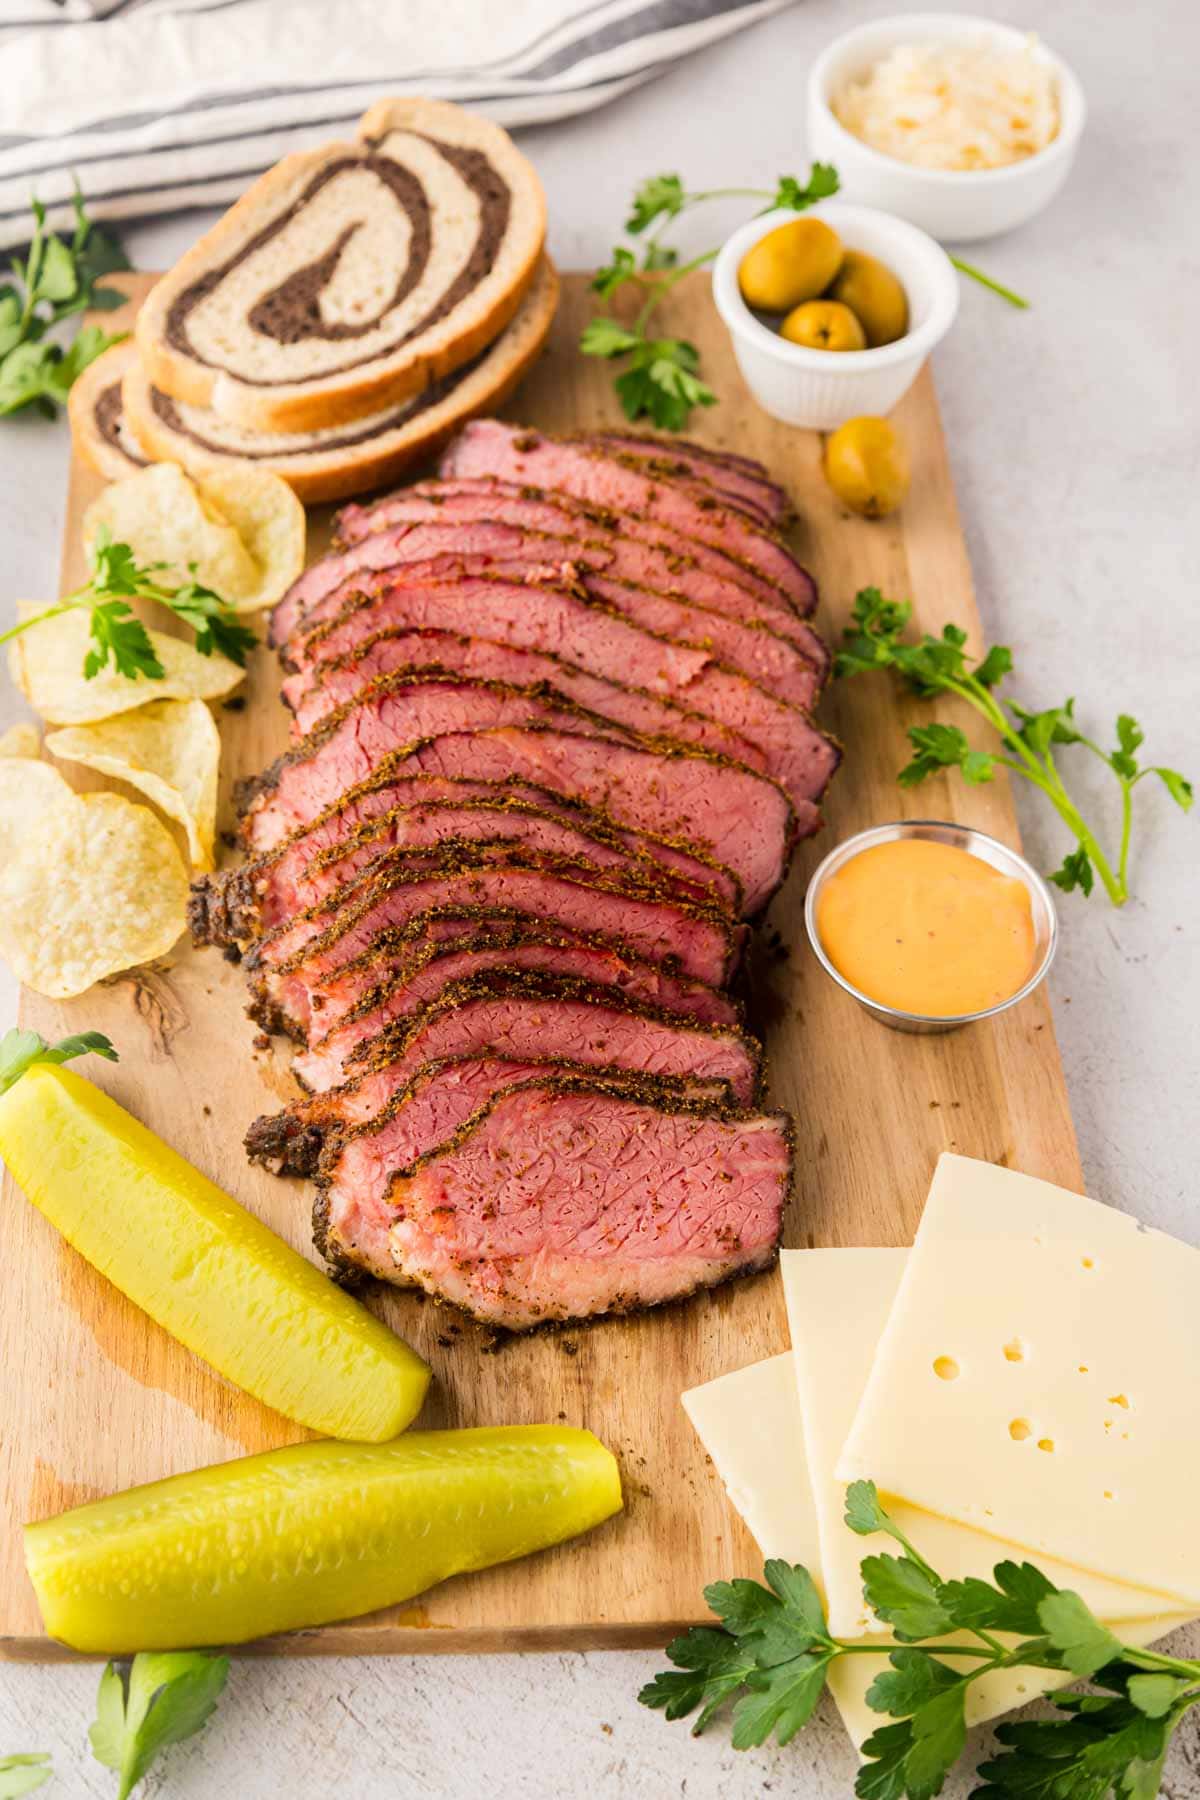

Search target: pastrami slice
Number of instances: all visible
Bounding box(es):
[247,968,762,1159]
[280,574,836,810]
[295,928,744,1090]
[242,713,793,916]
[438,422,813,611]
[191,773,742,948]
[273,490,818,654]
[391,726,798,914]
[276,530,825,709]
[239,675,630,852]
[284,626,774,779]
[303,967,762,1107]
[386,1078,793,1328]
[246,852,745,1035]
[314,1056,734,1280]
[335,477,816,620]
[574,432,792,526]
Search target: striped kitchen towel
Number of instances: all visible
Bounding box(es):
[0,0,794,248]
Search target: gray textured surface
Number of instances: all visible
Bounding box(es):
[1,0,1198,1793]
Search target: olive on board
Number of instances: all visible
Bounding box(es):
[738,219,844,313]
[780,299,867,352]
[824,416,911,517]
[826,251,909,347]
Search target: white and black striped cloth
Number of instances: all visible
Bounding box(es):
[0,0,793,248]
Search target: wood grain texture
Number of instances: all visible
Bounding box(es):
[0,272,1081,1660]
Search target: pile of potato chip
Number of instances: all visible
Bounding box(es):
[0,462,305,999]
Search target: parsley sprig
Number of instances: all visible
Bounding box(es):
[0,1755,51,1799]
[581,164,840,430]
[90,1652,230,1800]
[0,1027,117,1096]
[835,588,1192,905]
[0,527,257,683]
[0,187,130,418]
[0,1646,227,1798]
[642,1481,1200,1796]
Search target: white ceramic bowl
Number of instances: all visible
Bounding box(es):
[807,13,1086,243]
[712,201,957,430]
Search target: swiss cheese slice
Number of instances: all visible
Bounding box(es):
[781,1247,1187,1635]
[683,1350,1195,1753]
[837,1154,1200,1605]
[683,1355,822,1568]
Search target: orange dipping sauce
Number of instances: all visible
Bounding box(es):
[815,838,1037,1017]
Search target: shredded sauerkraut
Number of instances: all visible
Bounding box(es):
[832,38,1060,171]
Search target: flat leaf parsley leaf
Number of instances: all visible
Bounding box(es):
[0,525,257,683]
[641,1483,1200,1796]
[0,186,130,419]
[834,586,1192,905]
[582,161,840,430]
[0,1755,52,1799]
[89,1651,230,1800]
[0,1026,117,1095]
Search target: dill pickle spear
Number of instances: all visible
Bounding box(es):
[0,1064,429,1442]
[25,1426,623,1652]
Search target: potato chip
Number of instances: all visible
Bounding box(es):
[0,756,74,864]
[46,698,220,871]
[0,721,40,758]
[82,461,305,613]
[9,602,245,724]
[0,772,188,999]
[193,468,307,612]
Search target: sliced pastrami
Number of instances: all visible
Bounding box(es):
[438,422,813,611]
[238,674,628,852]
[247,968,762,1155]
[311,1057,733,1278]
[283,625,772,778]
[296,923,741,1089]
[190,772,741,948]
[245,851,745,1035]
[385,1078,792,1327]
[278,585,838,818]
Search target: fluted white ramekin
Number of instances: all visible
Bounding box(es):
[806,14,1086,243]
[711,202,957,431]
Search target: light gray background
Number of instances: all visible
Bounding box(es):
[2,0,1198,1792]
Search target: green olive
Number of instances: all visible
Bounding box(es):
[824,416,911,517]
[826,251,909,347]
[779,299,866,353]
[738,219,844,314]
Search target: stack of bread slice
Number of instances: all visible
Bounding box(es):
[70,98,557,503]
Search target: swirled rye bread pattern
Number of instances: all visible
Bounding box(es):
[75,266,559,502]
[68,340,148,482]
[119,260,558,503]
[135,98,547,432]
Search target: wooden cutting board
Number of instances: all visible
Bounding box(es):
[0,272,1080,1660]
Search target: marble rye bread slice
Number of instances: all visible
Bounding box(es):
[135,97,547,432]
[122,259,558,504]
[68,339,148,482]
